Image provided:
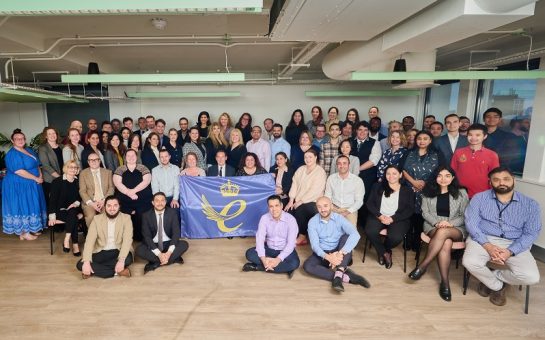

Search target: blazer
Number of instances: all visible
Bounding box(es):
[48,176,81,215]
[207,164,235,177]
[141,147,160,170]
[103,149,122,172]
[269,165,293,196]
[141,207,181,251]
[366,183,415,223]
[38,143,62,183]
[82,212,133,262]
[421,189,469,237]
[78,167,115,204]
[433,134,468,166]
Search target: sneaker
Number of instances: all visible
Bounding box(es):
[477,282,491,297]
[332,276,345,292]
[345,268,371,288]
[489,283,508,306]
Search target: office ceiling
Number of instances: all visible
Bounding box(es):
[0,0,544,85]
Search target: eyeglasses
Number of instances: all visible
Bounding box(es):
[68,166,79,170]
[88,159,100,162]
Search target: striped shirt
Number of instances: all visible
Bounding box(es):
[465,189,541,255]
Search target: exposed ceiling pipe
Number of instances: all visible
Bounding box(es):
[0,34,270,56]
[279,42,329,77]
[4,41,300,81]
[453,46,545,70]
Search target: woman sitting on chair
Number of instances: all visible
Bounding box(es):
[48,160,84,256]
[408,166,469,302]
[365,165,415,269]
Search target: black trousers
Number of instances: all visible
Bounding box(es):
[292,202,317,236]
[76,249,134,278]
[57,207,83,243]
[135,240,189,265]
[303,234,352,281]
[364,217,411,258]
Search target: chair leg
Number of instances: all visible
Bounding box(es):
[362,237,369,263]
[525,285,530,314]
[462,268,470,295]
[49,227,54,255]
[403,234,407,273]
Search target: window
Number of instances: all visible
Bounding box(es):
[425,81,460,127]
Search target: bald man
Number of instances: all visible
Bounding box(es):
[303,197,370,292]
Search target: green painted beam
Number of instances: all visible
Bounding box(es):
[0,0,262,15]
[62,73,245,84]
[0,87,88,103]
[127,91,241,98]
[305,90,420,97]
[351,71,545,81]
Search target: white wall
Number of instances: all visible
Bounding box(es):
[0,102,47,143]
[108,84,422,129]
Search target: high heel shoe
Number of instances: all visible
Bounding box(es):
[383,251,392,269]
[63,241,70,253]
[439,282,452,301]
[408,267,426,280]
[72,244,81,257]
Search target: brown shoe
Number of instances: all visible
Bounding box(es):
[489,284,507,306]
[477,282,491,297]
[117,268,131,278]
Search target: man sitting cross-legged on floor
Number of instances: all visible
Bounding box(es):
[243,195,300,278]
[136,192,189,274]
[303,196,370,292]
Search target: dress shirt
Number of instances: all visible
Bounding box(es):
[217,165,226,177]
[151,210,175,255]
[448,133,459,153]
[270,137,291,165]
[379,191,400,216]
[255,211,298,261]
[246,138,271,171]
[104,218,117,250]
[151,163,180,199]
[324,173,364,213]
[356,137,382,165]
[308,212,360,258]
[465,190,541,255]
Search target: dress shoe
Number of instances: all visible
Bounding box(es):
[287,270,295,279]
[332,276,345,292]
[176,257,184,264]
[345,268,371,288]
[72,244,81,257]
[117,268,131,278]
[144,262,160,275]
[383,251,392,269]
[408,267,427,281]
[378,256,385,266]
[242,262,259,272]
[477,282,491,297]
[489,283,507,306]
[62,246,70,253]
[439,282,452,302]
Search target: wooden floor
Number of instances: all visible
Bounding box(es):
[1,231,544,340]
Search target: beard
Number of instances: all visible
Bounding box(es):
[106,211,120,219]
[370,126,380,133]
[493,184,514,195]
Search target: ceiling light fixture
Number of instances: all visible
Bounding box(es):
[351,70,545,81]
[61,73,245,84]
[305,90,420,97]
[126,91,241,98]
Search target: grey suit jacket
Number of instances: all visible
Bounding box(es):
[433,133,468,166]
[421,189,469,237]
[38,143,62,183]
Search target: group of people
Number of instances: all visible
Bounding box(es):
[1,105,540,306]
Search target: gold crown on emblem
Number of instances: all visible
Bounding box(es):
[220,180,240,197]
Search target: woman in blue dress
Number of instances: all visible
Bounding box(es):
[2,129,47,240]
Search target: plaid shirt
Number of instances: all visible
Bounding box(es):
[319,140,340,176]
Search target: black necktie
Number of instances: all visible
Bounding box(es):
[219,166,223,177]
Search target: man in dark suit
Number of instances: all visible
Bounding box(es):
[177,117,190,147]
[135,192,189,274]
[134,116,148,137]
[207,150,236,177]
[433,113,468,166]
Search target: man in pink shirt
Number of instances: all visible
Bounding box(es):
[242,195,300,278]
[451,124,500,198]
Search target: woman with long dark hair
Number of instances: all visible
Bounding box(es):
[344,108,360,126]
[306,106,323,137]
[235,112,253,144]
[408,166,469,301]
[164,128,183,167]
[104,133,126,171]
[285,109,308,146]
[270,151,293,206]
[141,132,161,170]
[197,111,211,139]
[365,165,415,269]
[182,127,207,170]
[81,131,104,169]
[236,152,267,176]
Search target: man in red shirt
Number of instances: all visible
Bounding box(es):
[451,124,499,198]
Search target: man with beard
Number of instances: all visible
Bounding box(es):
[402,115,415,132]
[269,123,291,166]
[458,116,471,136]
[263,118,274,141]
[368,117,386,142]
[463,167,541,306]
[77,195,134,279]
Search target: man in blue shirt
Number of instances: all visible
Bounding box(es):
[463,167,541,306]
[269,123,291,166]
[303,196,370,292]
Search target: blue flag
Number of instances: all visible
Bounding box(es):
[179,174,276,238]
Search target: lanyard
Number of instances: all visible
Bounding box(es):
[495,197,513,238]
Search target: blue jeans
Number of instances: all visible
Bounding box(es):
[245,245,300,273]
